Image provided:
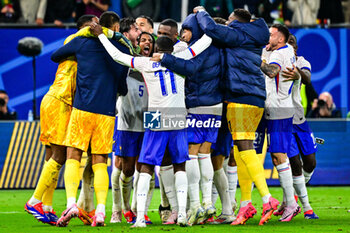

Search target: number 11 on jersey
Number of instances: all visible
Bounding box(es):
[154,69,177,96]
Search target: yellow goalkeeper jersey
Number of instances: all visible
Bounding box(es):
[46,33,77,106]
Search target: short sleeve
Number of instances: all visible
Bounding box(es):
[297,57,311,72]
[269,51,283,70]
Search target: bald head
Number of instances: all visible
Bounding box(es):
[319,92,333,108]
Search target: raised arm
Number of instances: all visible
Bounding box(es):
[196,11,247,47]
[174,34,212,59]
[152,34,212,62]
[160,49,207,77]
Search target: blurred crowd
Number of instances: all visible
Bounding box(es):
[0,1,348,120]
[1,0,350,26]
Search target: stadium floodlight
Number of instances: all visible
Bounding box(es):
[17,37,43,120]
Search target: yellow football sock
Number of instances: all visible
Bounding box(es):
[64,159,81,200]
[33,158,62,201]
[92,163,109,206]
[239,149,269,197]
[42,177,58,207]
[234,145,253,202]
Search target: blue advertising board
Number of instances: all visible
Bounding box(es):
[0,120,349,188]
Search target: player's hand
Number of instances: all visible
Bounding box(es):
[282,64,300,81]
[265,43,272,51]
[151,53,164,61]
[193,6,206,13]
[90,22,103,36]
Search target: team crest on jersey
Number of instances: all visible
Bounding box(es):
[144,110,161,129]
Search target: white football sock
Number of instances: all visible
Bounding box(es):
[198,153,214,206]
[28,197,41,206]
[186,155,201,209]
[303,169,314,183]
[282,190,286,204]
[175,171,188,216]
[223,157,229,173]
[160,165,178,211]
[136,173,151,221]
[131,169,139,213]
[214,168,232,215]
[96,203,105,215]
[226,165,238,208]
[212,183,219,205]
[67,197,76,208]
[276,160,295,206]
[293,175,312,212]
[145,174,155,214]
[240,200,251,208]
[111,168,122,212]
[261,194,272,204]
[120,172,133,211]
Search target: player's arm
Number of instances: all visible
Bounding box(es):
[174,34,212,59]
[281,64,301,82]
[195,11,247,47]
[297,67,311,85]
[160,50,206,77]
[152,34,212,62]
[51,37,80,63]
[260,61,281,78]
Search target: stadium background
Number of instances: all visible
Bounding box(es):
[0,2,349,232]
[0,0,349,183]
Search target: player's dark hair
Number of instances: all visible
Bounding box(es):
[100,11,120,29]
[120,17,136,34]
[138,32,155,56]
[272,24,290,43]
[233,9,251,23]
[137,15,154,29]
[156,36,174,53]
[160,18,178,31]
[138,32,155,44]
[0,90,7,95]
[77,14,96,30]
[213,17,227,25]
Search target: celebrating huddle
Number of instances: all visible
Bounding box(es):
[24,6,318,228]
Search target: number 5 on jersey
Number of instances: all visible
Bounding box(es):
[139,85,144,97]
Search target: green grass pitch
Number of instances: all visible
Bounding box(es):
[0,187,349,233]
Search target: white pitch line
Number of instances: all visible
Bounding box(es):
[147,209,159,212]
[0,211,23,214]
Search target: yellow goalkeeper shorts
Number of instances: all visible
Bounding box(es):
[40,94,72,146]
[226,102,264,140]
[65,108,115,154]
